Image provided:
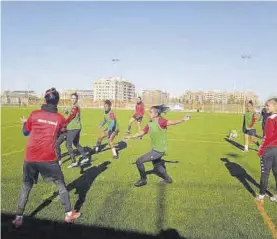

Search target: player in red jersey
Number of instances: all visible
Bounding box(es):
[256,98,277,203]
[126,97,145,135]
[12,88,81,228]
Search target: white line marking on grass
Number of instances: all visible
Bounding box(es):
[169,131,227,137]
[167,138,228,144]
[1,149,24,156]
[2,124,21,129]
[0,133,228,157]
[82,133,228,145]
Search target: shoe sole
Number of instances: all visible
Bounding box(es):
[80,160,90,165]
[65,213,81,223]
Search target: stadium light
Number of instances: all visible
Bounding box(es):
[112,59,120,110]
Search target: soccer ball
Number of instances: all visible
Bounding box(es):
[229,130,238,139]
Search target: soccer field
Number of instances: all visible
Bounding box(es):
[1,107,277,239]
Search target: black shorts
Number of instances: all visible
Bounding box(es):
[108,129,119,138]
[243,129,256,136]
[23,161,65,184]
[133,116,143,122]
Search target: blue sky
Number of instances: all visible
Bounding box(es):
[1,2,277,100]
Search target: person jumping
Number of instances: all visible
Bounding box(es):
[125,104,191,187]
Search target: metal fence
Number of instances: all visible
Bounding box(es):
[1,96,262,114]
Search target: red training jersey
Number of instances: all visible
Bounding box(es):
[24,110,66,162]
[258,113,277,157]
[143,117,168,134]
[134,103,145,117]
[65,105,80,125]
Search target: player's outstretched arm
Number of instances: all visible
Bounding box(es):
[125,130,146,140]
[99,118,107,128]
[167,115,191,126]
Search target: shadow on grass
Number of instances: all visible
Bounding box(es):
[224,138,258,152]
[98,141,128,157]
[29,161,111,217]
[226,153,241,158]
[220,158,273,197]
[2,213,187,239]
[61,141,127,165]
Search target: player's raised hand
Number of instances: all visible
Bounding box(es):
[62,107,68,114]
[20,116,27,124]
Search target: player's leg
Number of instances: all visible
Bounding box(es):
[136,118,143,139]
[109,130,119,159]
[244,134,249,151]
[66,130,78,168]
[152,159,172,184]
[250,130,260,147]
[135,150,165,187]
[270,149,277,202]
[95,131,108,153]
[39,161,81,222]
[72,130,89,165]
[13,162,38,227]
[137,120,142,132]
[55,132,67,165]
[257,149,274,201]
[127,117,135,134]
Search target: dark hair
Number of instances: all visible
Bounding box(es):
[104,100,112,107]
[151,104,170,116]
[138,97,142,100]
[268,98,277,104]
[71,93,78,99]
[248,100,253,106]
[44,87,59,105]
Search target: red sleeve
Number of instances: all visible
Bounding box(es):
[258,118,274,157]
[65,106,79,125]
[249,114,256,128]
[159,118,168,129]
[143,124,149,134]
[109,112,115,120]
[141,104,145,115]
[24,113,33,132]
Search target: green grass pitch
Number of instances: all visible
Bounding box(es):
[1,106,277,239]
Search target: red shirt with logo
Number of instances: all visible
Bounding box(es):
[258,113,277,157]
[23,110,66,162]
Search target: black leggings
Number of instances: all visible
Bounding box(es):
[260,148,277,195]
[56,130,86,163]
[136,150,171,181]
[17,161,71,215]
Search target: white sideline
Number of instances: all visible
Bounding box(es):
[1,132,231,157]
[1,149,24,156]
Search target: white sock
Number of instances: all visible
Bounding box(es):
[112,148,117,156]
[244,145,248,151]
[95,147,99,152]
